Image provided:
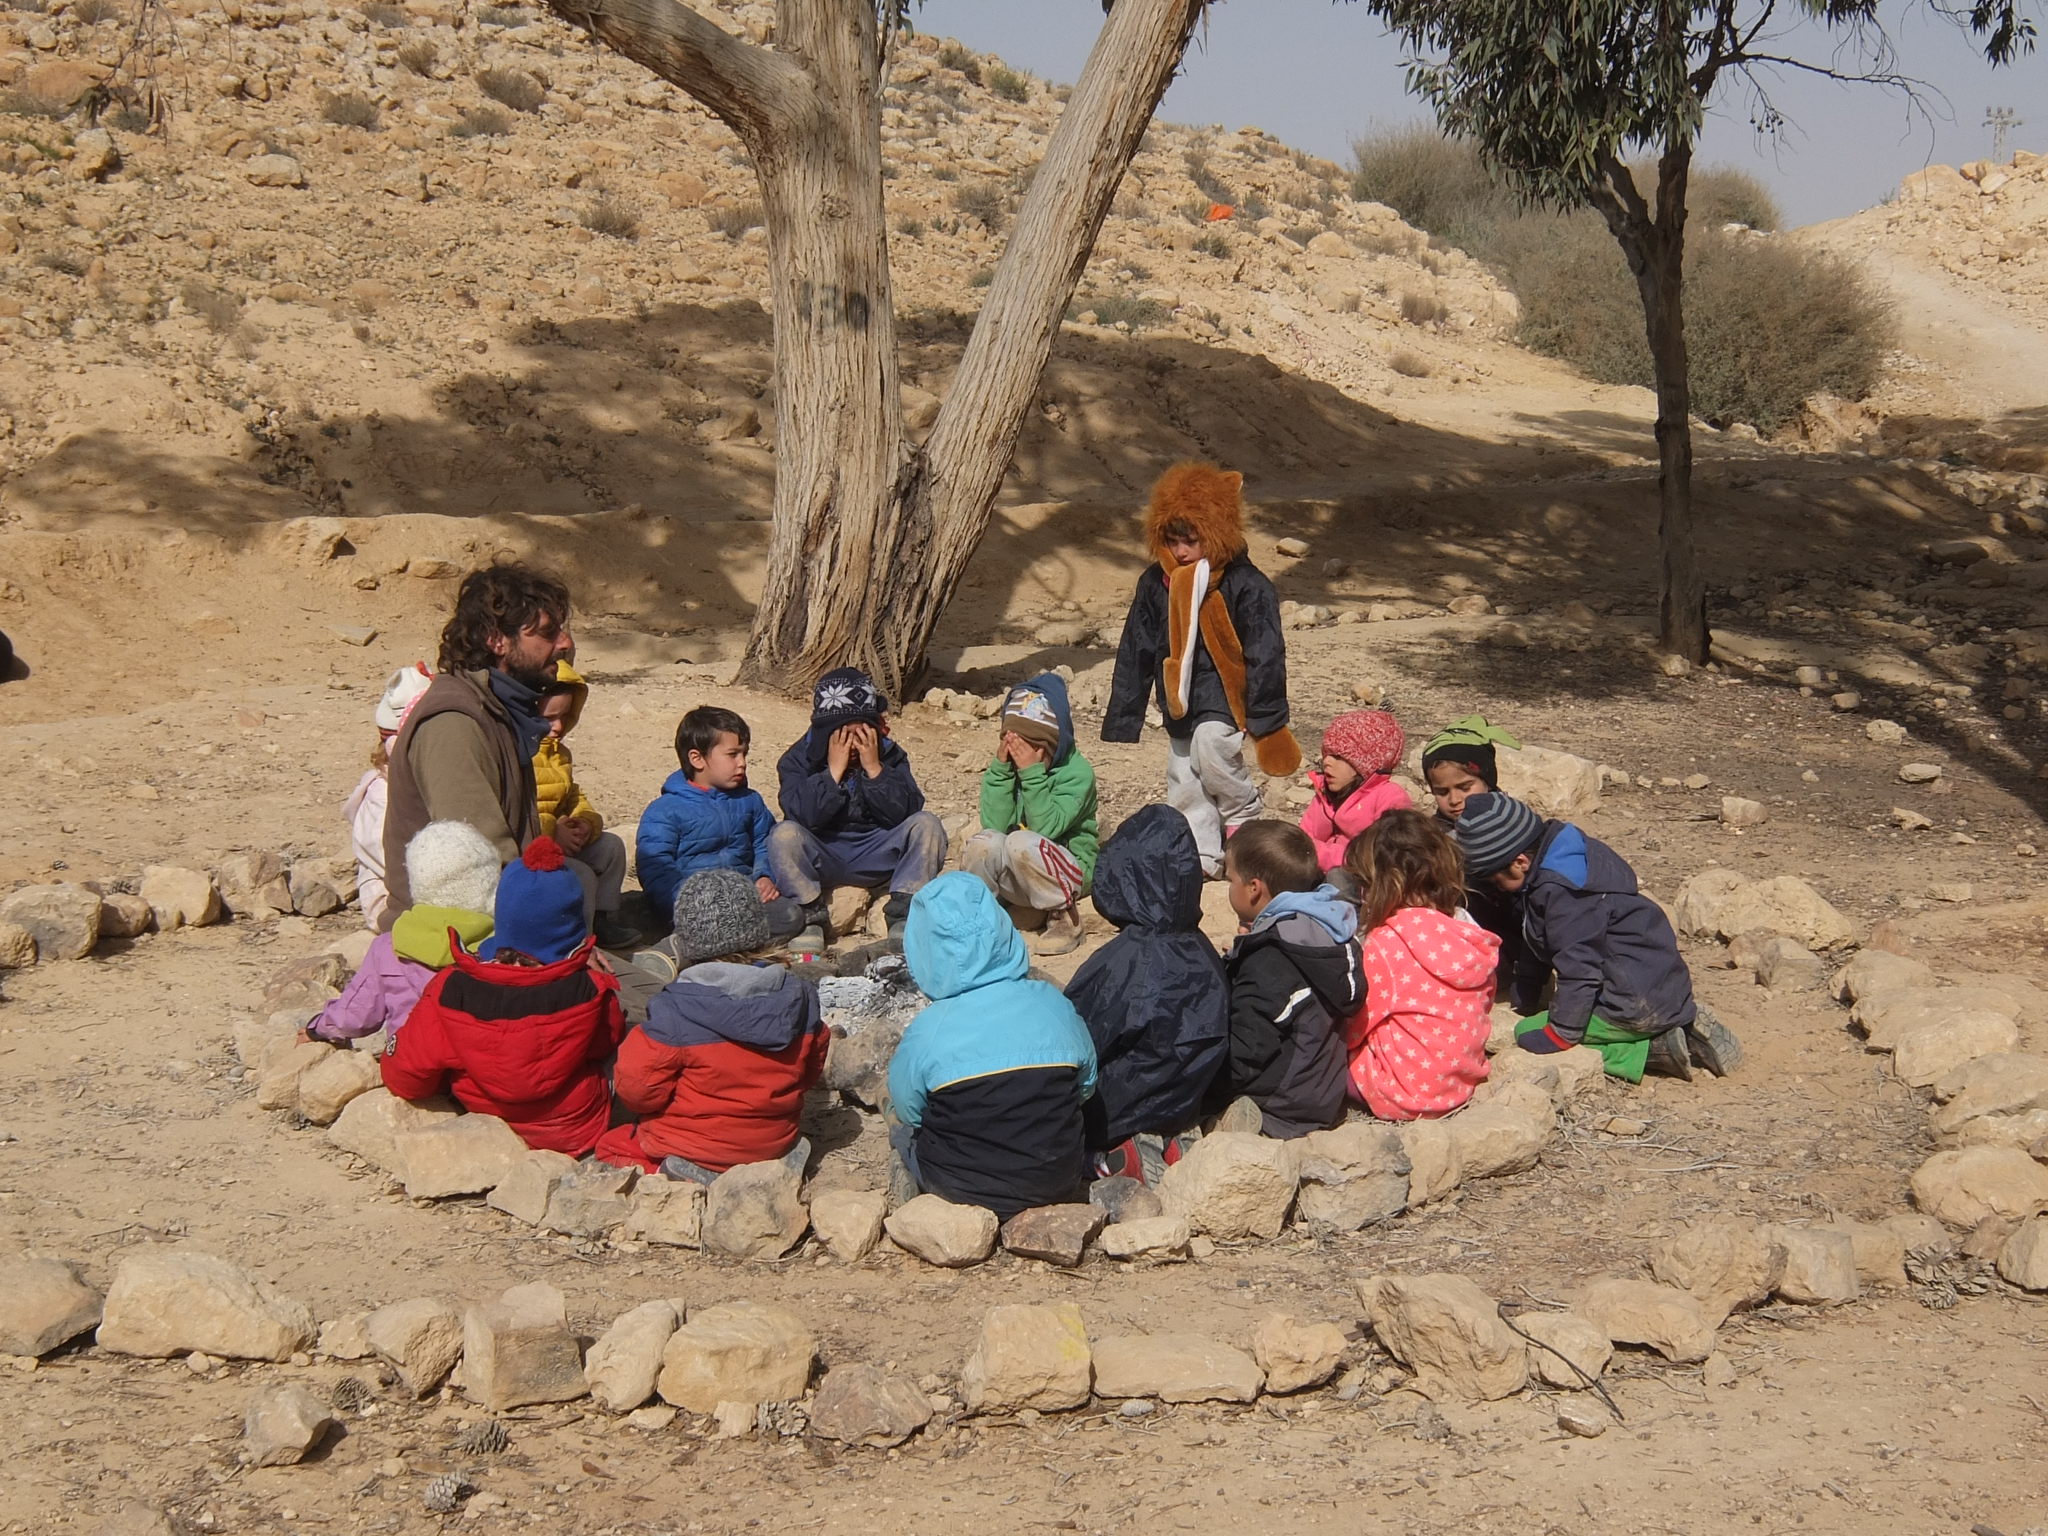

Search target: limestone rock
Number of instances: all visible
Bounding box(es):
[215,852,292,918]
[1496,745,1601,818]
[961,1303,1093,1413]
[96,893,154,940]
[1754,936,1824,990]
[294,1048,383,1125]
[1719,795,1768,828]
[623,1178,705,1248]
[884,1194,998,1267]
[702,1159,807,1259]
[1474,1042,1605,1105]
[1833,949,1934,1003]
[1911,1146,2048,1228]
[315,1314,371,1361]
[585,1299,680,1413]
[242,1384,336,1467]
[810,1363,933,1447]
[1250,1313,1347,1393]
[1000,1204,1105,1266]
[1770,1227,1861,1304]
[1714,876,1856,949]
[1294,1122,1409,1229]
[327,1089,460,1174]
[1820,1219,1909,1289]
[1955,1109,2048,1150]
[1088,1175,1163,1225]
[255,1040,332,1110]
[1673,868,1749,937]
[365,1295,465,1396]
[808,1188,885,1260]
[394,1113,528,1199]
[457,1283,587,1412]
[1097,1215,1191,1260]
[1444,1097,1552,1179]
[1995,1217,2048,1290]
[0,883,102,960]
[1517,1311,1612,1389]
[0,1256,102,1357]
[245,153,306,187]
[1398,1118,1464,1207]
[1091,1334,1263,1404]
[1929,1053,2048,1134]
[1157,1132,1300,1240]
[657,1302,815,1414]
[138,867,221,932]
[1355,1273,1527,1402]
[485,1150,578,1226]
[1891,1009,2018,1087]
[98,1251,316,1361]
[0,920,32,968]
[1575,1278,1716,1363]
[543,1161,637,1238]
[1647,1220,1785,1324]
[1852,985,2022,1051]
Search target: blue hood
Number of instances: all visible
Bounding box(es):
[904,871,1029,1001]
[1001,672,1076,766]
[1536,823,1590,888]
[1252,884,1359,945]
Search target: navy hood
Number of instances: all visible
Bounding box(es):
[645,962,819,1051]
[1091,804,1203,933]
[1001,672,1076,766]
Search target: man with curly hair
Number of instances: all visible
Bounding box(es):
[379,563,577,933]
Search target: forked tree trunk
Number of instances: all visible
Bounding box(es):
[1589,141,1708,664]
[545,0,1205,698]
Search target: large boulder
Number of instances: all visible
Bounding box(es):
[1854,986,2024,1051]
[394,1113,528,1198]
[541,1161,637,1238]
[138,867,223,932]
[1097,1215,1191,1260]
[1090,1334,1263,1404]
[1397,1119,1464,1207]
[1295,1122,1409,1230]
[1158,1132,1301,1240]
[960,1302,1093,1413]
[1910,1146,2048,1229]
[0,1256,102,1357]
[657,1301,815,1414]
[1443,1090,1552,1179]
[623,1179,705,1248]
[486,1150,579,1226]
[1355,1272,1527,1402]
[1996,1217,2048,1291]
[1496,745,1602,818]
[1714,876,1856,949]
[98,1251,316,1361]
[1891,1009,2018,1087]
[294,1048,384,1125]
[327,1089,461,1174]
[1673,869,1749,938]
[0,883,102,961]
[1574,1278,1716,1363]
[1000,1204,1105,1266]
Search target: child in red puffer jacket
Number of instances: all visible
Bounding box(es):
[382,836,626,1157]
[1340,810,1499,1120]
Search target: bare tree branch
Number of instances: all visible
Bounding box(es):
[542,0,805,144]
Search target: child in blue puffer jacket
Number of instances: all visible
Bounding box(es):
[637,706,805,945]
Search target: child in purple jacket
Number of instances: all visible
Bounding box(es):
[307,821,501,1046]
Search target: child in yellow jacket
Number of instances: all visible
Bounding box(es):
[537,664,636,949]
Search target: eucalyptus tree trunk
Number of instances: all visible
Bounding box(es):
[545,0,1205,697]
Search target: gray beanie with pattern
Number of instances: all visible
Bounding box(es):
[671,868,772,966]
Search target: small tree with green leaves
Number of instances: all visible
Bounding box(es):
[1358,0,2034,662]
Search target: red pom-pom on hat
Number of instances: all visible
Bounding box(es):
[522,835,567,872]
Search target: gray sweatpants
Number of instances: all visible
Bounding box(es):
[1166,721,1263,876]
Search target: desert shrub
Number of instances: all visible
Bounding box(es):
[360,0,405,23]
[1689,166,1782,231]
[1184,151,1232,204]
[478,4,526,24]
[1389,349,1434,378]
[1194,232,1230,259]
[1238,191,1270,222]
[0,85,67,118]
[987,65,1029,103]
[930,163,957,181]
[321,91,380,129]
[1350,126,1512,252]
[450,104,511,137]
[179,280,244,333]
[33,250,85,276]
[106,103,151,131]
[1178,197,1215,226]
[953,181,1006,232]
[895,216,925,238]
[580,193,638,240]
[71,0,122,20]
[1400,292,1445,326]
[1119,259,1153,281]
[397,37,437,74]
[709,201,764,239]
[1282,223,1322,247]
[968,268,994,289]
[1071,293,1167,331]
[2,0,48,11]
[936,40,980,84]
[476,66,544,112]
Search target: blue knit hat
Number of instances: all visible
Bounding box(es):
[480,836,588,963]
[1451,791,1544,878]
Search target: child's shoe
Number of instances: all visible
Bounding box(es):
[787,900,828,960]
[594,911,642,952]
[1685,1008,1743,1077]
[882,891,913,940]
[1645,1026,1694,1081]
[1093,1139,1145,1183]
[1031,905,1085,958]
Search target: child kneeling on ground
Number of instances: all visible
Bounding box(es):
[885,872,1098,1219]
[610,870,828,1182]
[308,820,499,1046]
[1450,791,1742,1082]
[1064,805,1228,1184]
[381,836,627,1157]
[1340,810,1499,1119]
[962,672,1099,957]
[1206,821,1362,1139]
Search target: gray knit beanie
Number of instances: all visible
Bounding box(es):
[671,869,772,966]
[1450,791,1544,878]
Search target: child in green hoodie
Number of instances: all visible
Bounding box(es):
[961,673,1099,956]
[306,821,500,1047]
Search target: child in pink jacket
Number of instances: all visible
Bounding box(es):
[1340,809,1499,1119]
[1300,710,1411,875]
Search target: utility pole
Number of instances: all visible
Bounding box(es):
[1985,105,2024,161]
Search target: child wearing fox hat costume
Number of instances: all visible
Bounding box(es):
[1104,463,1298,875]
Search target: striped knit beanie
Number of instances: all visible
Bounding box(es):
[1450,791,1543,878]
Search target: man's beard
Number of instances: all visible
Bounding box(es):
[502,655,555,692]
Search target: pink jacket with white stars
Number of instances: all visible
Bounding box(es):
[1345,905,1500,1120]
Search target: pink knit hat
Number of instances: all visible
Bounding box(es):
[1321,710,1405,779]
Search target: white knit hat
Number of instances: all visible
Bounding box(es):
[405,820,501,914]
[375,663,434,733]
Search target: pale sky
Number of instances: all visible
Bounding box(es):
[923,0,2048,227]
